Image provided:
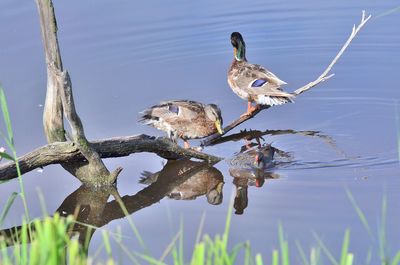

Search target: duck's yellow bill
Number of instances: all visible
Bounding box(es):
[216,182,224,193]
[215,120,224,134]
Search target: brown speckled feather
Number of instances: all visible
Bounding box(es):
[140,100,220,140]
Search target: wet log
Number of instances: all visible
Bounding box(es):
[0,135,222,182]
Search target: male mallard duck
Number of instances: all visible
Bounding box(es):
[139,100,223,148]
[228,32,294,116]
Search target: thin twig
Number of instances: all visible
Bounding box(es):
[202,11,371,147]
[293,10,371,95]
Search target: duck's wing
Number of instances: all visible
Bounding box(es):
[234,63,287,89]
[236,63,294,105]
[140,100,203,125]
[250,64,287,86]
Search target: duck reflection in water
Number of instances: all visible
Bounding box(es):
[229,142,279,215]
[140,158,224,205]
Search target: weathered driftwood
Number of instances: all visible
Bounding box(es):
[36,0,122,185]
[202,11,371,147]
[0,135,222,182]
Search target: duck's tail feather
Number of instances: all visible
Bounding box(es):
[257,94,294,106]
[138,108,158,124]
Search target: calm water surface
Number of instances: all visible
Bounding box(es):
[0,0,399,263]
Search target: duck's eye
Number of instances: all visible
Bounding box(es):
[251,79,267,87]
[168,105,179,114]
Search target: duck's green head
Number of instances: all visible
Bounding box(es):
[231,32,246,61]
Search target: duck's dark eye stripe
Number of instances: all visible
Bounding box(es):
[168,105,179,114]
[251,79,267,87]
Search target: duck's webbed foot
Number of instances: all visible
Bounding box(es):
[240,102,260,118]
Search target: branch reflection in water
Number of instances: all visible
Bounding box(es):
[0,159,223,250]
[0,127,334,253]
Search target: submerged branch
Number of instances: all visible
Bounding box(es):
[0,135,222,182]
[202,11,371,147]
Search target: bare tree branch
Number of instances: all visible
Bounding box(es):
[202,11,371,147]
[0,135,222,182]
[293,10,371,95]
[36,0,122,186]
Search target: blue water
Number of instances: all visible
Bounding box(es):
[0,0,399,263]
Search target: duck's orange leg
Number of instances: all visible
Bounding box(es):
[183,140,190,149]
[240,102,260,117]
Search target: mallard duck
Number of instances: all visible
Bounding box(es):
[140,100,223,148]
[228,32,294,116]
[229,144,278,187]
[229,144,275,170]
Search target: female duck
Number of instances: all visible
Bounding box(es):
[140,100,223,148]
[228,32,294,116]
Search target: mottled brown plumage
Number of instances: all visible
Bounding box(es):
[228,32,294,114]
[140,100,223,147]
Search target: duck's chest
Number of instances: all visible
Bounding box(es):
[180,117,216,139]
[228,63,252,100]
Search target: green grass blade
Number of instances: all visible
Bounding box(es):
[160,231,181,262]
[134,252,167,265]
[379,193,388,265]
[391,251,400,265]
[244,241,251,265]
[295,240,310,265]
[191,242,205,265]
[278,223,290,265]
[0,150,15,161]
[113,193,148,252]
[0,192,19,227]
[36,188,49,217]
[272,250,279,265]
[195,212,206,245]
[102,231,113,257]
[310,247,321,265]
[340,229,350,265]
[0,131,12,151]
[229,243,246,264]
[0,88,14,147]
[255,253,263,265]
[365,247,372,265]
[345,189,373,238]
[313,232,339,265]
[179,217,184,265]
[346,253,354,265]
[222,192,234,249]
